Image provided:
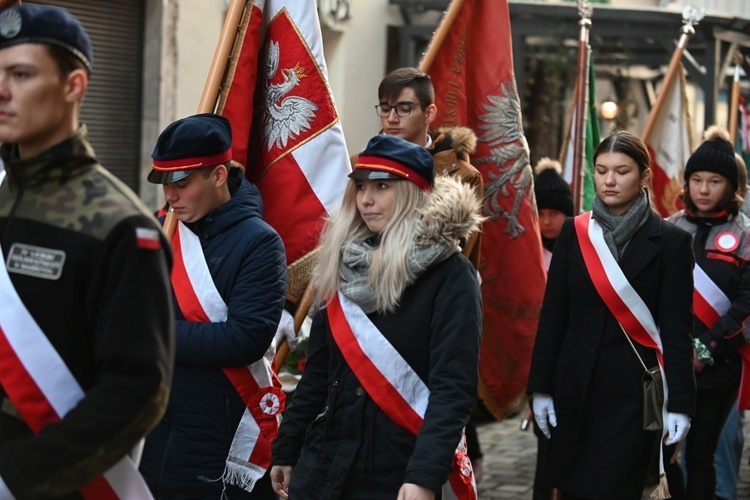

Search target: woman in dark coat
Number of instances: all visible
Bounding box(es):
[527,130,696,500]
[667,126,750,498]
[269,135,483,500]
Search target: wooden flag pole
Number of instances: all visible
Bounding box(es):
[161,0,247,239]
[418,0,465,73]
[729,63,741,146]
[571,6,591,215]
[0,1,20,10]
[641,7,704,143]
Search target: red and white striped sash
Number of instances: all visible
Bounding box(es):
[171,222,284,492]
[327,292,477,500]
[0,247,151,499]
[693,264,750,409]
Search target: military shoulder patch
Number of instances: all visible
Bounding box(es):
[135,228,161,250]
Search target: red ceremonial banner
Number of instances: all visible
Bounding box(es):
[423,0,546,418]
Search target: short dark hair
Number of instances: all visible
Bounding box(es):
[378,67,434,111]
[45,44,89,77]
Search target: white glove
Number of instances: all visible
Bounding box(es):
[273,310,297,351]
[532,393,557,439]
[664,412,690,445]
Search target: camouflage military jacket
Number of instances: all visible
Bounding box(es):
[0,127,174,499]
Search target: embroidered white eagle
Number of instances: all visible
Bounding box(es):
[263,41,318,152]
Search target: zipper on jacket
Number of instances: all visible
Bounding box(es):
[317,380,340,462]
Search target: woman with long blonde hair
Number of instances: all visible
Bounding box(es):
[270,135,484,500]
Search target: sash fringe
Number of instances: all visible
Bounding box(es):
[222,458,265,493]
[649,474,671,499]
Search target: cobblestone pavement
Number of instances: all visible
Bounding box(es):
[475,412,750,499]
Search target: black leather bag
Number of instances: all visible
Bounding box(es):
[642,366,664,431]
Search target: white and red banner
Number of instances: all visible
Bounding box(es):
[645,64,693,217]
[0,248,151,499]
[422,0,547,419]
[217,0,350,266]
[327,292,477,500]
[170,222,284,492]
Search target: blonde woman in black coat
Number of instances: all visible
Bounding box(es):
[270,135,483,500]
[527,130,696,499]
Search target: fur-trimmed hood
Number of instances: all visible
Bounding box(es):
[431,126,477,157]
[416,174,484,251]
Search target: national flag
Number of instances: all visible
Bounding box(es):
[560,51,601,212]
[422,0,547,419]
[135,227,161,250]
[216,0,350,267]
[643,63,693,217]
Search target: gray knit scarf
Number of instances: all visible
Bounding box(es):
[338,237,456,313]
[591,190,650,262]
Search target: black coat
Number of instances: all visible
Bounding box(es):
[527,211,696,499]
[271,254,482,499]
[668,210,750,391]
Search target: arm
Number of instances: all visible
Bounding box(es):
[271,310,331,465]
[175,229,287,367]
[698,260,750,361]
[527,218,573,395]
[0,216,174,498]
[403,258,482,493]
[658,226,696,415]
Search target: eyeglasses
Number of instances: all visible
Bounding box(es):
[375,101,422,117]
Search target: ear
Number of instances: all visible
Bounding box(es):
[213,164,230,187]
[64,69,88,104]
[641,168,653,189]
[425,103,437,126]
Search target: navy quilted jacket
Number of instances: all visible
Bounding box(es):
[141,170,287,498]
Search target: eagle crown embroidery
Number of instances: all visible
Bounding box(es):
[263,41,318,152]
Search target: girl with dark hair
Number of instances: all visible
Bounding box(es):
[667,126,750,499]
[528,130,696,499]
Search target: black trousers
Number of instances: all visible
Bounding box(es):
[684,387,737,500]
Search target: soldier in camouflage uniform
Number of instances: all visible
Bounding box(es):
[0,5,174,498]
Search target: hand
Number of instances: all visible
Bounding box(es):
[664,412,691,445]
[397,483,435,500]
[270,465,294,499]
[532,393,557,439]
[692,352,706,372]
[273,310,297,351]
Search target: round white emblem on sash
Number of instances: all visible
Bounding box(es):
[715,232,739,252]
[258,391,281,416]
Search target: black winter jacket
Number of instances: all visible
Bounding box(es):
[668,209,750,390]
[271,254,482,499]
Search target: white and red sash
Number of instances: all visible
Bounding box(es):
[170,222,284,492]
[0,247,151,498]
[327,292,477,500]
[574,213,671,470]
[693,264,750,409]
